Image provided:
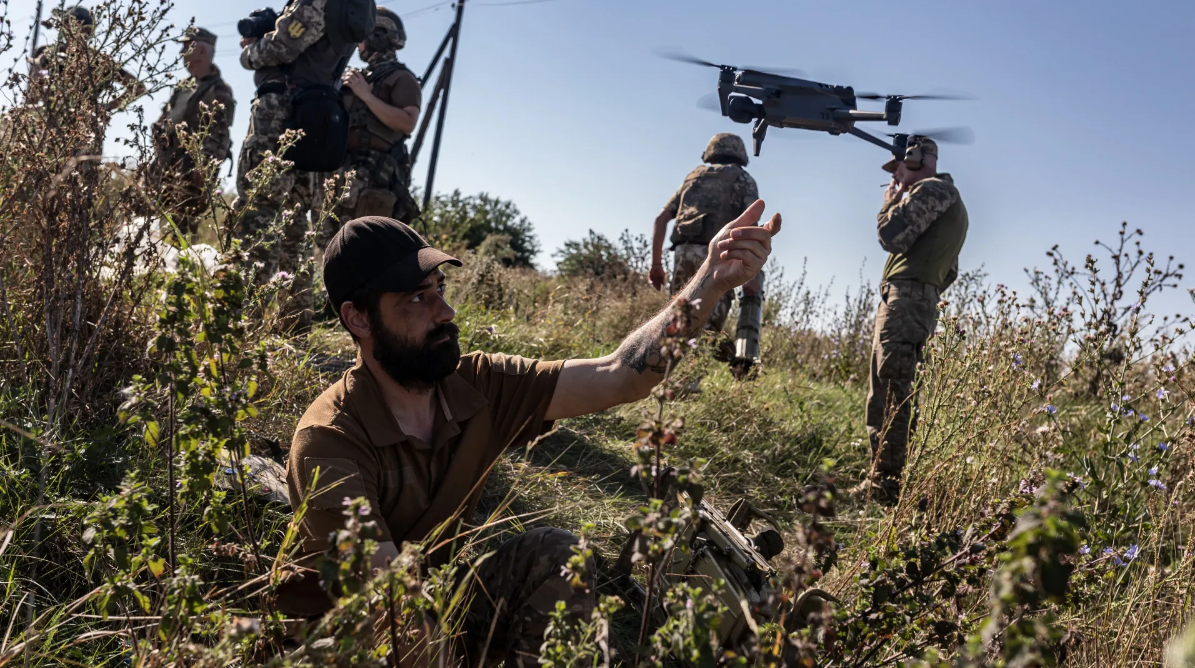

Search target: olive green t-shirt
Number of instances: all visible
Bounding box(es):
[278,351,562,616]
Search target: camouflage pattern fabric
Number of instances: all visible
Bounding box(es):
[878,174,967,290]
[239,0,329,72]
[877,175,961,253]
[663,164,758,246]
[702,132,749,166]
[148,68,235,238]
[316,150,415,250]
[458,527,595,667]
[865,279,941,494]
[232,90,316,333]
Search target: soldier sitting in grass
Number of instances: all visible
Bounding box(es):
[278,207,781,665]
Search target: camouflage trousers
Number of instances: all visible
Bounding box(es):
[865,280,941,488]
[316,147,417,252]
[232,90,316,333]
[457,527,595,667]
[671,242,763,335]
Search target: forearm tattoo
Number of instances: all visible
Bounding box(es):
[617,274,713,375]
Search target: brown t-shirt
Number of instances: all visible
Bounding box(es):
[343,67,421,112]
[278,351,562,614]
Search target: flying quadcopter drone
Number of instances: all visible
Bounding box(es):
[658,48,974,160]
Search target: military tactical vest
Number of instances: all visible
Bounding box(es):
[882,175,969,289]
[671,164,744,246]
[346,60,413,150]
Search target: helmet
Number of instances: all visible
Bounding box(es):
[366,7,406,52]
[703,133,748,167]
[55,4,94,27]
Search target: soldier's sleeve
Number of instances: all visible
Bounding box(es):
[200,83,236,162]
[876,178,959,254]
[733,170,759,215]
[661,185,682,219]
[241,0,328,70]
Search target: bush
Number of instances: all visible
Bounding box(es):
[418,189,540,267]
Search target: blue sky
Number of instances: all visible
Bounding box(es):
[5,0,1194,317]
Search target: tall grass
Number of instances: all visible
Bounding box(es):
[0,0,1193,665]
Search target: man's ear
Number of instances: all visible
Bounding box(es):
[340,301,372,340]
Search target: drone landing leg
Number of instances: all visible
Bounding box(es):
[751,119,768,156]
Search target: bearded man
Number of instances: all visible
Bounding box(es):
[279,209,782,665]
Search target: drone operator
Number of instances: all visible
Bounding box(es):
[856,137,968,506]
[277,207,780,664]
[650,133,765,374]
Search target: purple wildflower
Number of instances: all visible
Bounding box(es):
[1111,403,1120,412]
[1032,378,1041,391]
[1045,404,1057,415]
[1158,442,1169,452]
[1149,466,1159,476]
[1149,479,1167,491]
[358,504,371,516]
[1125,545,1140,561]
[1079,544,1090,555]
[1122,394,1132,402]
[1157,388,1169,400]
[1140,413,1150,422]
[1163,364,1175,373]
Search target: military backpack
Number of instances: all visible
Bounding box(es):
[671,164,743,246]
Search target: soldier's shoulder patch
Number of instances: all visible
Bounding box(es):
[287,21,306,38]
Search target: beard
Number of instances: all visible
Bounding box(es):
[371,320,461,392]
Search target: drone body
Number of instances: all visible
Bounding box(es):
[660,49,973,159]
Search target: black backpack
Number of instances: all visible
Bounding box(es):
[284,83,349,172]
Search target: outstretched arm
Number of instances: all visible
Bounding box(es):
[648,209,671,290]
[545,200,782,421]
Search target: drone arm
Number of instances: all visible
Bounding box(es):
[848,127,895,152]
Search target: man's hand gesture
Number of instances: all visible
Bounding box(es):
[705,200,782,292]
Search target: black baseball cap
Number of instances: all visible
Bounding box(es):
[323,217,461,311]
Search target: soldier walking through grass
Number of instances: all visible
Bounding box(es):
[146,27,235,241]
[279,203,781,664]
[857,137,968,506]
[650,133,765,373]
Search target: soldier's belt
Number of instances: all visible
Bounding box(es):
[346,129,397,153]
[255,81,289,99]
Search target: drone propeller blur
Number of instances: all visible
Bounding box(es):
[657,47,975,160]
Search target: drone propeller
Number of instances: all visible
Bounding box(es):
[856,89,975,101]
[695,93,720,112]
[655,46,808,78]
[891,126,976,145]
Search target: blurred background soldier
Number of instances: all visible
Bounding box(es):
[28,5,146,111]
[147,27,235,241]
[858,137,968,506]
[234,0,354,334]
[317,7,421,252]
[650,132,764,374]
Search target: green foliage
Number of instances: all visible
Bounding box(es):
[420,189,541,267]
[554,229,649,279]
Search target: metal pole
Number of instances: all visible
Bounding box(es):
[421,0,465,212]
[410,57,449,167]
[31,0,45,54]
[420,22,455,88]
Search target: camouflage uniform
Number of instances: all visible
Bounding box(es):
[318,8,421,250]
[147,29,235,239]
[662,134,764,360]
[458,527,595,667]
[866,148,968,502]
[234,0,338,333]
